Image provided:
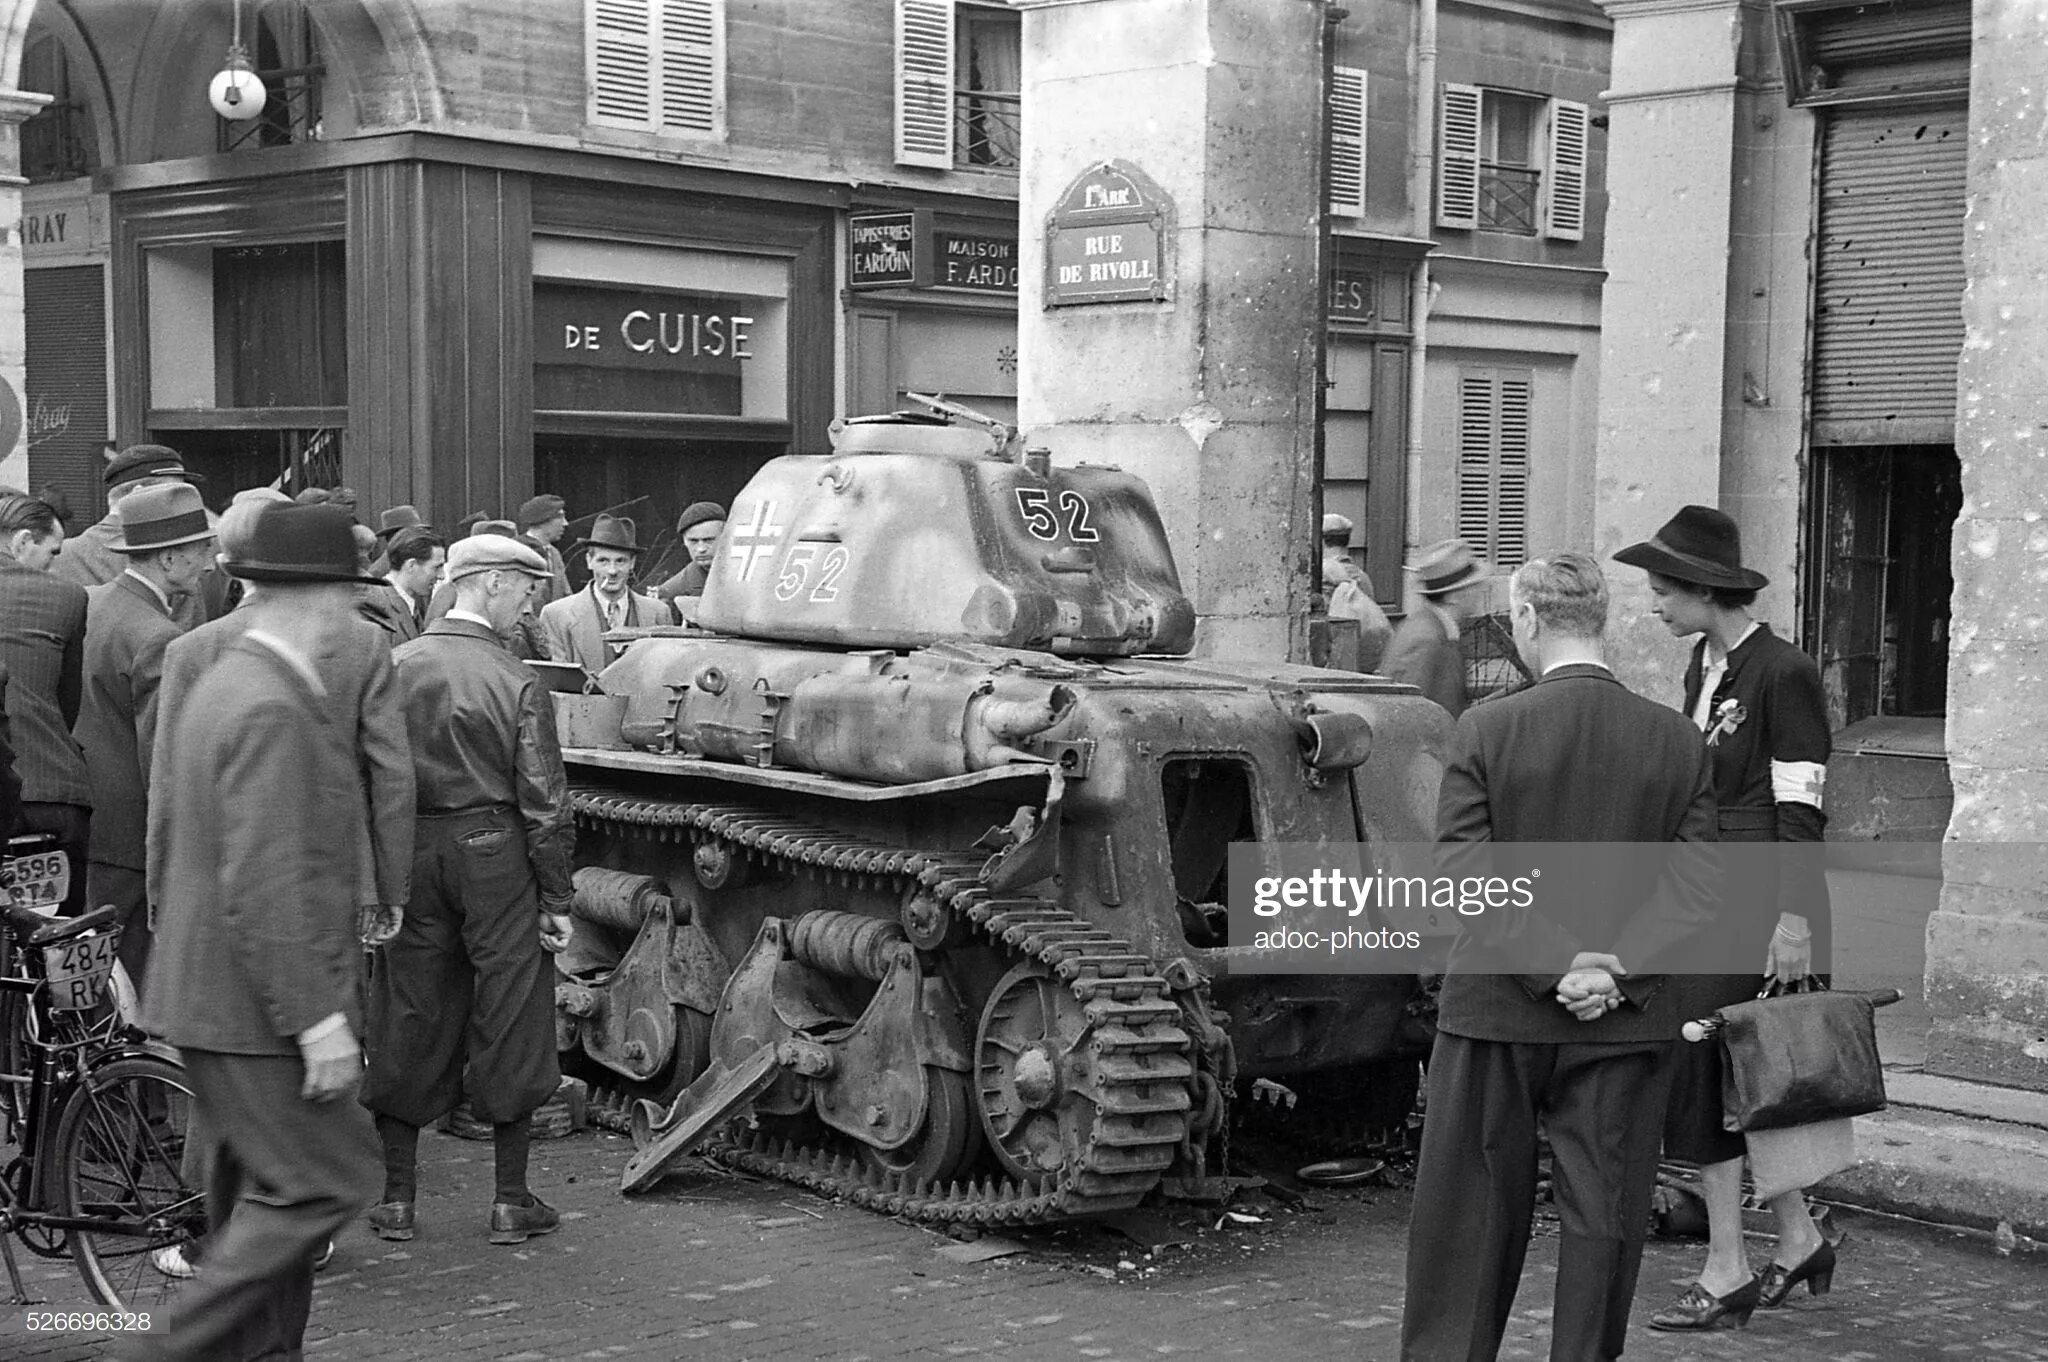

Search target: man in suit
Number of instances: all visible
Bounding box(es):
[133,502,383,1362]
[0,492,92,913]
[361,528,443,646]
[363,534,575,1247]
[55,445,218,630]
[1400,553,1718,1362]
[1382,539,1489,717]
[77,483,215,988]
[516,494,574,606]
[538,514,668,675]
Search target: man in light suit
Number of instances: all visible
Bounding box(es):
[133,502,383,1362]
[77,483,215,987]
[1400,553,1718,1362]
[1381,538,1489,717]
[537,514,668,676]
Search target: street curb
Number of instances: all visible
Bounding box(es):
[1812,1102,2048,1245]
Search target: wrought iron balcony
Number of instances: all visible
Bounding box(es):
[218,64,325,153]
[21,100,97,183]
[1478,165,1540,235]
[956,89,1020,171]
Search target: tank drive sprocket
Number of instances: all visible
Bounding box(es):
[571,783,1199,1224]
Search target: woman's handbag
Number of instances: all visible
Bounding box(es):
[1712,980,1889,1133]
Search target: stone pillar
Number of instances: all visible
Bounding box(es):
[0,86,50,492]
[1927,0,2048,1092]
[1592,0,1749,691]
[1015,0,1324,662]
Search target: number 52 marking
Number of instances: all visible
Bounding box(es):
[1014,488,1099,543]
[773,544,851,602]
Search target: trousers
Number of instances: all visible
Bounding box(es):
[122,1050,377,1362]
[1401,1031,1672,1362]
[361,807,558,1127]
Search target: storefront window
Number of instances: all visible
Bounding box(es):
[147,240,347,412]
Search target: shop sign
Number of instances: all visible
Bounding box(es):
[1328,268,1374,323]
[849,210,932,289]
[933,232,1017,294]
[1044,162,1171,306]
[536,283,755,371]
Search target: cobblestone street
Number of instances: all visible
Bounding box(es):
[6,1125,2044,1361]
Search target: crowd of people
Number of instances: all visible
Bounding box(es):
[0,440,1842,1361]
[0,444,739,1360]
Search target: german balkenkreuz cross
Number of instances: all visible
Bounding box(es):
[726,499,785,580]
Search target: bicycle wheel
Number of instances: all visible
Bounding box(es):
[54,1053,203,1314]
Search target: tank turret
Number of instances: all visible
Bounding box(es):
[693,414,1196,656]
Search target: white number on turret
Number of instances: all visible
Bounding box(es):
[1016,488,1097,543]
[771,543,851,603]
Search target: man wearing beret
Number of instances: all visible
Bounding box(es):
[135,502,384,1361]
[516,493,573,606]
[56,444,216,630]
[654,501,727,608]
[362,534,576,1246]
[77,483,216,990]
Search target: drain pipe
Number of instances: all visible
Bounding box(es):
[1405,0,1438,584]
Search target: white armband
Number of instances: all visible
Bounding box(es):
[1770,759,1826,809]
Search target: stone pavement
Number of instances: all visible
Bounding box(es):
[6,1125,2045,1361]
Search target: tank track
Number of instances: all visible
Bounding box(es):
[571,783,1197,1225]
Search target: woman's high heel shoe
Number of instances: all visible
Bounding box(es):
[1647,1276,1763,1331]
[1757,1238,1837,1307]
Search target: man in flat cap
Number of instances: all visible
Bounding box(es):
[516,494,573,606]
[362,534,575,1247]
[77,483,216,989]
[135,502,384,1361]
[654,501,726,609]
[57,444,214,629]
[424,521,551,660]
[538,514,668,675]
[1321,513,1392,673]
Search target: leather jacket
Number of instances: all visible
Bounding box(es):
[390,617,575,904]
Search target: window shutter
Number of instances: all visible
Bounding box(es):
[896,0,955,168]
[589,0,656,130]
[1543,98,1589,242]
[1438,83,1482,230]
[657,0,724,137]
[1456,369,1531,569]
[1328,66,1367,218]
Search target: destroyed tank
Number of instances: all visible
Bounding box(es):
[550,410,1451,1225]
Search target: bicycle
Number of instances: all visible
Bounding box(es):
[0,834,202,1315]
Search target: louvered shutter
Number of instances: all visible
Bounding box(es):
[896,0,954,168]
[1438,84,1482,230]
[1328,66,1367,218]
[658,0,723,137]
[590,0,656,130]
[1455,369,1531,569]
[1543,98,1588,242]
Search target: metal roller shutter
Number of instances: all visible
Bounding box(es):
[1810,104,1967,446]
[23,265,108,528]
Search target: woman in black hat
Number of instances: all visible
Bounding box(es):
[1615,505,1837,1330]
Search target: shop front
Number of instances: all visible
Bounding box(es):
[846,206,1018,428]
[1323,238,1422,607]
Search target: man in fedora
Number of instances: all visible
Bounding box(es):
[134,502,384,1362]
[56,444,215,630]
[363,534,575,1248]
[538,513,668,674]
[654,500,727,607]
[1382,538,1489,716]
[77,482,216,987]
[516,494,574,606]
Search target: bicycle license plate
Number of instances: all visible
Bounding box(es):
[2,846,70,912]
[43,931,118,1012]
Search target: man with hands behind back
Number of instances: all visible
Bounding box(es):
[1400,553,1718,1362]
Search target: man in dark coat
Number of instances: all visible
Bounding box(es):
[360,528,444,646]
[0,493,91,913]
[516,494,573,606]
[653,500,726,608]
[1400,553,1718,1362]
[133,503,383,1362]
[363,534,575,1246]
[54,445,216,630]
[77,483,215,988]
[1381,538,1488,717]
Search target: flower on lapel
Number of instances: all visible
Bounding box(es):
[1705,697,1748,747]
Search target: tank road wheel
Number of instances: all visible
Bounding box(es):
[651,1006,715,1105]
[975,961,1191,1192]
[852,1066,978,1187]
